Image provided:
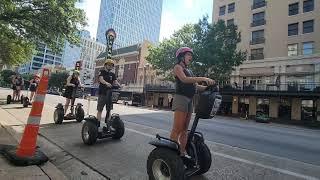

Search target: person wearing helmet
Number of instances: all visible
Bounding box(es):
[96,59,120,131]
[63,69,82,116]
[13,74,24,101]
[29,73,41,104]
[10,73,17,101]
[170,47,215,156]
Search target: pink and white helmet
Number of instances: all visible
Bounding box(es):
[175,47,193,58]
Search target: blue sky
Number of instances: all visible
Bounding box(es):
[80,0,213,41]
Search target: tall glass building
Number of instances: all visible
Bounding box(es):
[96,0,163,47]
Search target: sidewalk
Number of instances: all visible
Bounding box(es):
[0,125,51,180]
[0,106,68,180]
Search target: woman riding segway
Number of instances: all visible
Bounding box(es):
[29,73,40,105]
[170,47,214,156]
[147,47,218,180]
[63,69,82,118]
[10,73,24,102]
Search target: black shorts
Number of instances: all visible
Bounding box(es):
[30,84,37,92]
[97,90,113,111]
[12,85,16,90]
[63,89,74,99]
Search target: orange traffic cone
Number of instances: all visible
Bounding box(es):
[1,68,50,166]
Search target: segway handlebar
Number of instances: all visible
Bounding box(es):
[205,84,219,92]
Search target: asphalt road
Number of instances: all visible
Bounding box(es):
[0,88,319,179]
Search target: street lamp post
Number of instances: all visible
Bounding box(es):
[143,63,150,106]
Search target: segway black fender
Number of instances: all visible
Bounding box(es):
[149,134,180,153]
[110,113,120,120]
[83,116,99,126]
[55,103,63,109]
[76,103,83,107]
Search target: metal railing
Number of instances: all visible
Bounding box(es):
[222,83,320,92]
[144,84,175,91]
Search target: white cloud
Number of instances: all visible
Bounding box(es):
[159,11,184,41]
[79,0,101,38]
[185,0,195,9]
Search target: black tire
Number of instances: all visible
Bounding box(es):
[147,148,185,180]
[20,95,24,104]
[82,121,98,145]
[7,95,11,104]
[23,97,29,107]
[111,116,125,139]
[54,108,64,124]
[194,142,212,175]
[186,133,212,175]
[75,106,84,122]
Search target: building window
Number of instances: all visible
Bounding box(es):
[289,2,299,16]
[288,44,298,56]
[227,19,234,26]
[250,48,264,60]
[303,20,314,34]
[288,23,299,36]
[303,0,314,13]
[228,3,235,13]
[251,11,265,27]
[302,42,314,55]
[252,0,266,9]
[33,57,43,63]
[251,30,265,45]
[219,5,226,16]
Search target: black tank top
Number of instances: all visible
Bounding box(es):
[66,76,79,91]
[70,77,79,87]
[175,65,196,98]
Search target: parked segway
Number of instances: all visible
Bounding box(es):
[6,93,24,104]
[22,86,31,108]
[81,85,125,145]
[54,86,85,124]
[146,85,222,180]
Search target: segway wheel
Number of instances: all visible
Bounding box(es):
[54,108,64,124]
[82,121,98,145]
[111,116,125,139]
[147,148,185,180]
[20,95,24,104]
[23,97,29,108]
[7,95,11,104]
[194,142,212,175]
[75,106,85,122]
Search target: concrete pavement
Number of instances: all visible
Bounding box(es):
[0,87,320,179]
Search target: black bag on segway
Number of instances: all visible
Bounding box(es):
[195,86,222,119]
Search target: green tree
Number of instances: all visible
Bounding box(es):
[48,72,69,90]
[0,0,87,65]
[146,16,247,83]
[0,69,15,86]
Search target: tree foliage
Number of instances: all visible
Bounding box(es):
[146,16,247,83]
[0,0,87,65]
[48,71,69,90]
[0,69,15,86]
